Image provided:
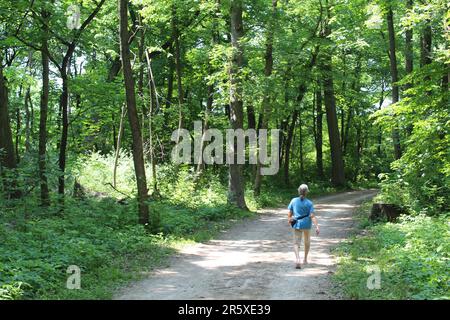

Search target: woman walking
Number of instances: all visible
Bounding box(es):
[288,184,320,269]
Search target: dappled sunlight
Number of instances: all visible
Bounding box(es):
[316,204,357,209]
[115,190,378,299]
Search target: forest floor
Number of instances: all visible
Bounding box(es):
[114,190,378,300]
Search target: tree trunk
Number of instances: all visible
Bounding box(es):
[196,71,214,174]
[386,6,402,160]
[254,0,277,196]
[113,103,126,188]
[197,11,219,176]
[405,0,414,89]
[283,48,318,185]
[377,86,384,157]
[15,102,20,163]
[228,0,247,209]
[57,66,70,202]
[0,60,20,199]
[354,121,362,182]
[343,58,361,155]
[39,12,50,206]
[322,3,345,187]
[56,0,106,201]
[322,57,345,186]
[315,81,324,179]
[284,110,298,186]
[279,116,288,169]
[166,44,174,110]
[172,5,184,134]
[119,0,151,227]
[137,17,146,139]
[420,23,432,67]
[279,68,291,169]
[145,50,161,197]
[247,105,256,130]
[24,87,31,153]
[298,112,304,178]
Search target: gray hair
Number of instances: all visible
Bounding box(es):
[298,184,309,195]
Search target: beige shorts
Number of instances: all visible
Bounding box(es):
[293,228,311,246]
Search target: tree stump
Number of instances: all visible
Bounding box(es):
[73,179,86,200]
[370,203,405,222]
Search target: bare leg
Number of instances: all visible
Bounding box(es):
[303,230,311,264]
[293,229,302,264]
[294,244,300,263]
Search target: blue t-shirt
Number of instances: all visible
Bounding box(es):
[288,197,314,230]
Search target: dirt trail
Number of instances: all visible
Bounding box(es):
[115,190,377,300]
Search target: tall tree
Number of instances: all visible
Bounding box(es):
[405,0,414,88]
[283,49,319,185]
[228,0,247,209]
[172,5,184,135]
[38,9,50,206]
[420,0,432,67]
[254,0,277,196]
[386,4,402,160]
[0,57,20,198]
[54,0,106,202]
[119,0,151,226]
[321,0,345,187]
[314,80,324,179]
[14,0,108,202]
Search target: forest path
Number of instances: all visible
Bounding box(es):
[114,190,377,300]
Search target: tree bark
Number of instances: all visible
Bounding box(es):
[113,103,126,188]
[24,87,32,153]
[386,6,402,160]
[119,0,151,227]
[420,23,432,67]
[247,105,256,130]
[38,10,50,206]
[172,5,184,135]
[315,80,324,179]
[322,57,345,186]
[284,110,298,186]
[196,9,220,176]
[298,111,304,178]
[343,58,361,155]
[57,64,70,200]
[0,59,20,199]
[322,3,345,186]
[283,48,318,185]
[56,0,106,202]
[377,86,385,157]
[15,100,20,163]
[228,0,247,209]
[254,0,277,196]
[165,44,175,110]
[145,50,161,197]
[137,15,146,138]
[405,0,414,89]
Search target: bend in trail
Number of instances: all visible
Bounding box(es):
[115,190,377,300]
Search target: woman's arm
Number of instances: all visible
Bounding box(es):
[311,214,320,235]
[288,210,295,225]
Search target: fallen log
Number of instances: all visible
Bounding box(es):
[370,203,406,222]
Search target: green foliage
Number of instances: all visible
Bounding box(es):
[0,195,175,299]
[334,207,450,300]
[1,152,258,299]
[373,62,450,214]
